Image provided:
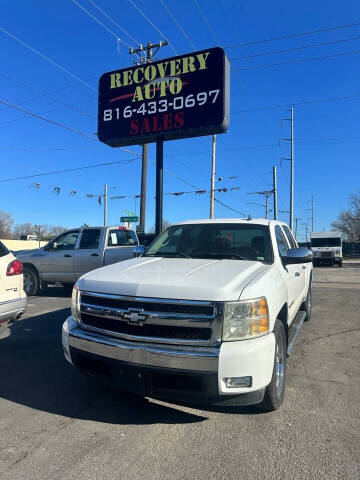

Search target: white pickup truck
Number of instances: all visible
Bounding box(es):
[62,218,313,411]
[16,226,138,296]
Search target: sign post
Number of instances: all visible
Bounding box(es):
[98,47,230,235]
[155,139,164,235]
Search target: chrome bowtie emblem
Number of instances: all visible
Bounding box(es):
[123,308,147,325]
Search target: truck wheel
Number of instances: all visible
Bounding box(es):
[262,320,287,411]
[300,286,312,322]
[23,267,39,296]
[338,260,342,268]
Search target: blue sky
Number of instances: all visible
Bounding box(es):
[1,0,359,241]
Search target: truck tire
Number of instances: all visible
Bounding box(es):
[23,267,39,296]
[301,287,312,322]
[262,320,287,411]
[338,260,342,268]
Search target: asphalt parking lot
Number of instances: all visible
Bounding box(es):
[0,261,359,480]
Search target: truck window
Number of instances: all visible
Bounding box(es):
[108,229,138,246]
[79,229,101,249]
[275,225,288,258]
[0,240,10,257]
[53,231,79,250]
[282,225,297,248]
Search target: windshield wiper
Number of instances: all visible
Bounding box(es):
[144,251,191,258]
[191,253,248,260]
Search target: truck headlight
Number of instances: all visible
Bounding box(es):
[335,250,341,256]
[223,297,269,341]
[71,284,80,323]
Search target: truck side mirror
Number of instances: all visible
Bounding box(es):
[133,245,145,257]
[285,247,313,265]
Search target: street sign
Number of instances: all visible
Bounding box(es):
[121,216,139,223]
[125,209,135,216]
[136,225,144,234]
[98,47,230,147]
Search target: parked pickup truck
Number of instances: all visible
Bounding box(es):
[16,226,138,296]
[62,218,313,411]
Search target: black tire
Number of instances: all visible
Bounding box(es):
[338,261,342,268]
[23,267,39,296]
[262,320,287,411]
[301,286,312,322]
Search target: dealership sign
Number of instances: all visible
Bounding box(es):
[98,47,230,147]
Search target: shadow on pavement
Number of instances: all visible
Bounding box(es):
[0,308,208,424]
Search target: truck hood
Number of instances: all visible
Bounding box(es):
[15,248,44,257]
[78,257,269,302]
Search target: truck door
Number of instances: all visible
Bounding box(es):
[275,226,305,323]
[73,228,103,279]
[39,230,79,283]
[104,228,138,266]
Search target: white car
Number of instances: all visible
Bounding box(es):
[0,241,27,324]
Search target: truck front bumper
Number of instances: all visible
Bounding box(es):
[63,317,275,406]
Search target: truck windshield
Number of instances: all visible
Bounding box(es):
[144,223,272,262]
[311,238,341,247]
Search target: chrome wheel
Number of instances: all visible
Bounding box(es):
[23,272,33,295]
[275,340,284,395]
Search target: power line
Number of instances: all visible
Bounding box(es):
[0,160,137,183]
[0,72,95,119]
[214,197,246,216]
[0,98,97,140]
[231,35,360,61]
[219,0,242,43]
[0,25,96,92]
[159,0,196,49]
[128,0,177,55]
[0,98,139,156]
[225,21,360,49]
[234,93,360,112]
[0,96,95,127]
[0,76,98,113]
[193,0,221,44]
[232,49,360,71]
[72,0,131,52]
[86,0,140,45]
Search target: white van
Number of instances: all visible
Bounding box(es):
[310,231,342,267]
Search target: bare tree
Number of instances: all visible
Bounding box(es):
[331,191,360,241]
[42,225,67,240]
[0,210,14,238]
[149,219,171,233]
[13,222,34,239]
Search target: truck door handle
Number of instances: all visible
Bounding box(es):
[64,254,72,258]
[302,265,306,270]
[295,272,300,277]
[91,253,99,257]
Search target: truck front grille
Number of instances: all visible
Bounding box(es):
[321,252,333,257]
[79,291,222,346]
[81,313,212,341]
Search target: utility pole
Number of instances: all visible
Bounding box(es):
[302,223,309,243]
[129,41,168,235]
[210,134,216,218]
[247,190,274,220]
[103,184,108,227]
[290,106,294,232]
[34,224,44,248]
[280,106,294,230]
[295,217,301,240]
[273,165,277,220]
[311,195,314,232]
